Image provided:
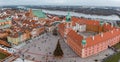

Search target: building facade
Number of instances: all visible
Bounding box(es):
[58,15,120,58]
[73,23,86,32]
[0,17,12,29]
[30,27,45,38]
[7,32,30,45]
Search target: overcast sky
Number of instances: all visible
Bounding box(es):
[0,0,120,7]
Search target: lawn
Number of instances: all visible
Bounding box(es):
[104,52,120,62]
[0,52,7,60]
[113,43,120,50]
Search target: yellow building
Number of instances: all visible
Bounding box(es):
[7,32,30,45]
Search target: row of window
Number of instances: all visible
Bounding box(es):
[0,21,11,25]
[83,35,120,56]
[67,38,82,56]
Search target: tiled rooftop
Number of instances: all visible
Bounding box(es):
[59,16,119,48]
[67,29,83,48]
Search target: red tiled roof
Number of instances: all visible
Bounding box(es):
[103,23,115,31]
[86,28,120,47]
[67,30,83,48]
[52,16,60,21]
[71,17,100,26]
[59,16,120,49]
[58,23,66,37]
[0,40,11,47]
[58,23,65,31]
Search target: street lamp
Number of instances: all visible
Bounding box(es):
[19,51,25,62]
[22,54,25,62]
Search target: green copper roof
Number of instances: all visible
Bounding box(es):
[33,10,46,18]
[0,17,11,23]
[52,22,61,26]
[4,24,11,28]
[6,17,11,20]
[66,12,71,22]
[0,20,6,22]
[82,40,86,45]
[100,21,104,25]
[0,24,11,29]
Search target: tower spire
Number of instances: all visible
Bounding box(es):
[66,8,72,28]
[66,11,71,22]
[29,8,33,17]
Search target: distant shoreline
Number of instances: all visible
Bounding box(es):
[34,9,120,21]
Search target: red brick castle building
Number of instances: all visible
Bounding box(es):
[58,13,120,58]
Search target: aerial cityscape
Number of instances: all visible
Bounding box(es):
[0,0,120,62]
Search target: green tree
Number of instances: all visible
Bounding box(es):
[53,40,64,57]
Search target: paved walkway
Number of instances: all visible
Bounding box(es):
[2,32,115,62]
[13,58,33,62]
[14,32,115,62]
[2,55,18,62]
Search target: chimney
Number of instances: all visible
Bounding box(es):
[92,36,94,40]
[101,33,103,37]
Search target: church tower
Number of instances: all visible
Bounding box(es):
[29,9,33,17]
[66,12,72,28]
[64,12,72,38]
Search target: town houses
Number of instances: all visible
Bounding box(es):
[6,9,46,45]
[58,13,120,58]
[0,8,61,46]
[0,13,12,29]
